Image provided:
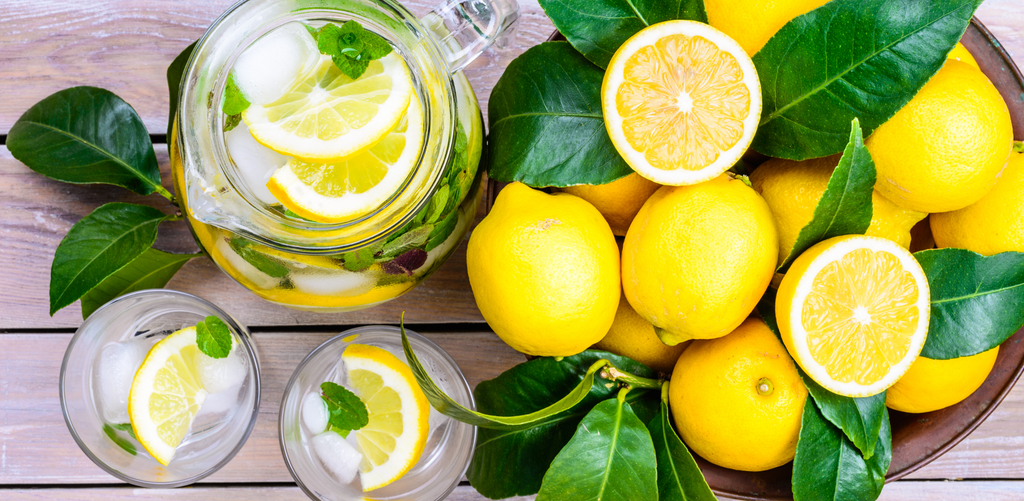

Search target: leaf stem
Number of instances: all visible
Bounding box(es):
[154,185,175,201]
[163,213,186,222]
[605,365,664,389]
[616,385,631,403]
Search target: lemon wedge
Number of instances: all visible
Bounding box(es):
[243,52,413,161]
[602,20,761,185]
[266,95,424,223]
[128,327,208,465]
[776,235,931,397]
[342,344,429,491]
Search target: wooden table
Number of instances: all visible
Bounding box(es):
[2,0,1023,499]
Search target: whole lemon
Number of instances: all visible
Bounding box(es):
[558,173,661,236]
[866,60,1013,213]
[669,318,808,471]
[593,292,689,373]
[623,174,778,345]
[467,182,620,357]
[750,155,926,263]
[930,151,1024,255]
[705,0,832,55]
[948,42,979,69]
[886,347,999,414]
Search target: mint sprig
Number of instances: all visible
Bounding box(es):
[321,381,369,436]
[196,315,233,359]
[313,21,393,79]
[222,73,250,132]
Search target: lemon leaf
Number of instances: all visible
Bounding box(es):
[777,119,875,273]
[647,389,716,501]
[167,41,196,139]
[81,248,200,319]
[320,381,369,433]
[196,316,232,359]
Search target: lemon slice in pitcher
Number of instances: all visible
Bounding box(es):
[342,344,429,491]
[128,327,208,465]
[243,52,414,161]
[602,21,761,186]
[776,235,931,397]
[266,95,424,223]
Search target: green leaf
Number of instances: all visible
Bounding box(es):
[466,349,659,499]
[222,73,250,117]
[424,184,450,224]
[8,87,166,197]
[333,54,370,79]
[360,29,393,60]
[538,0,706,68]
[167,41,196,139]
[320,381,369,433]
[648,390,716,501]
[227,238,290,278]
[752,0,984,160]
[792,398,890,501]
[537,390,658,501]
[50,203,167,315]
[381,225,433,258]
[917,249,1024,359]
[777,119,875,272]
[196,316,233,359]
[758,288,885,460]
[304,23,320,41]
[487,42,633,187]
[316,21,391,79]
[103,423,137,456]
[81,248,199,319]
[425,210,459,252]
[342,246,377,272]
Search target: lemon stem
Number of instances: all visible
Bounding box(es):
[606,365,664,389]
[1014,141,1024,153]
[756,377,774,396]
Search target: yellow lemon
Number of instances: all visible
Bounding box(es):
[558,173,661,236]
[931,151,1024,255]
[705,0,832,55]
[886,347,999,414]
[750,155,926,263]
[467,183,620,357]
[593,292,689,373]
[777,235,930,397]
[623,174,778,345]
[602,21,761,186]
[669,317,807,471]
[948,42,979,69]
[866,60,1013,213]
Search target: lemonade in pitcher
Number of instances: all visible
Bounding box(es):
[171,0,518,311]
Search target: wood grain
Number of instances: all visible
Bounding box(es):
[0,485,538,500]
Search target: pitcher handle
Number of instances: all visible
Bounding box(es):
[422,0,520,74]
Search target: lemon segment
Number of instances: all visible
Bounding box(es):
[243,52,413,161]
[342,344,429,491]
[128,327,208,465]
[602,20,761,186]
[266,95,424,223]
[776,235,930,397]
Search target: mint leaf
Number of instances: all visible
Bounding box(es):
[315,21,392,79]
[228,238,290,278]
[321,382,369,433]
[196,316,232,359]
[111,422,137,440]
[333,55,370,79]
[425,210,459,252]
[103,423,137,456]
[335,21,366,56]
[304,23,320,42]
[342,247,376,272]
[224,113,241,132]
[222,73,250,116]
[381,225,433,258]
[360,31,393,59]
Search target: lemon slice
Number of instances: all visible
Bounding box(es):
[776,235,930,397]
[342,344,429,491]
[243,52,413,161]
[266,95,424,223]
[128,327,208,465]
[602,20,761,186]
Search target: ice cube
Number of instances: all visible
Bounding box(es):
[215,238,285,290]
[196,344,248,394]
[291,268,376,297]
[94,336,151,423]
[302,391,329,434]
[232,22,320,105]
[195,379,242,417]
[311,431,363,485]
[225,122,288,206]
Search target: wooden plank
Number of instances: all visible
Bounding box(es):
[0,144,487,329]
[1,329,1022,486]
[0,330,525,485]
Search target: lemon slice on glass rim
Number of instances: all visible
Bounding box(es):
[602,20,761,186]
[128,326,208,465]
[776,235,931,397]
[342,344,430,491]
[243,52,414,161]
[266,94,424,223]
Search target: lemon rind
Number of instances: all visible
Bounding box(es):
[602,20,762,186]
[786,235,930,397]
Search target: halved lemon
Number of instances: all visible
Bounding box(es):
[602,20,761,186]
[243,52,413,161]
[776,235,930,397]
[128,327,208,465]
[266,95,424,223]
[342,344,429,491]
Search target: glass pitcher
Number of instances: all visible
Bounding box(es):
[171,0,518,312]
